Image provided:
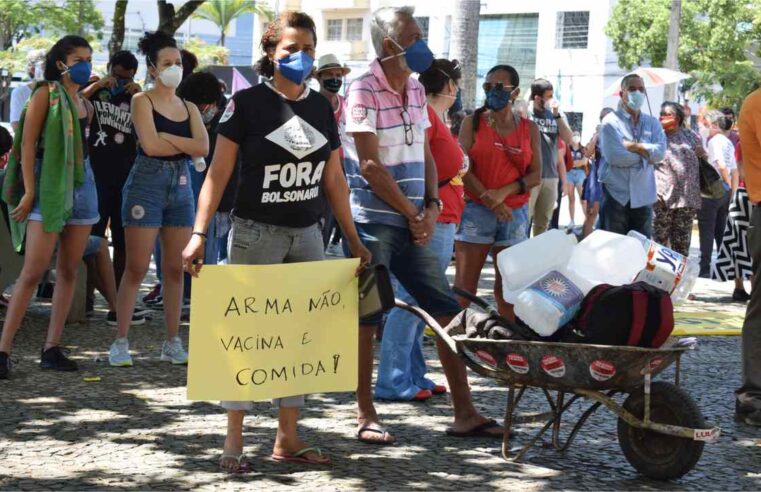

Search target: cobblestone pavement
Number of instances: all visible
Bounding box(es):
[1,260,760,491]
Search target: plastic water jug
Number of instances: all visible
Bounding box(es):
[627,231,699,302]
[497,229,578,302]
[565,230,647,294]
[513,269,585,336]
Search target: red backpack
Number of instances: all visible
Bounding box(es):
[570,282,674,348]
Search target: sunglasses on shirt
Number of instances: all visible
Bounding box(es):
[400,108,414,146]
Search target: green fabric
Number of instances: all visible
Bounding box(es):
[1,81,84,251]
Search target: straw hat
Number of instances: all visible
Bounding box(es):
[316,54,351,75]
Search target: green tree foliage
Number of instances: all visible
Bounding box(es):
[184,36,229,67]
[0,0,103,50]
[192,0,272,46]
[606,0,761,108]
[0,36,56,74]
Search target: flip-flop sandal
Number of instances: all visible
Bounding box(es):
[271,447,331,465]
[219,453,251,474]
[357,423,396,445]
[445,419,505,439]
[432,385,447,395]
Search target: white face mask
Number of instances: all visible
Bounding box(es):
[572,135,581,145]
[155,64,182,89]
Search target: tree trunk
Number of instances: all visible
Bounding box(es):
[220,31,225,47]
[664,0,682,101]
[108,0,128,56]
[450,0,481,111]
[157,0,206,35]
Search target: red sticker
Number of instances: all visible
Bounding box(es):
[642,357,665,374]
[506,353,529,374]
[351,104,368,123]
[475,350,496,367]
[589,359,616,381]
[541,355,566,378]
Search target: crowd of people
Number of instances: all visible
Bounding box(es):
[0,4,759,470]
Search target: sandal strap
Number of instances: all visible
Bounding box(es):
[220,453,245,463]
[293,447,321,458]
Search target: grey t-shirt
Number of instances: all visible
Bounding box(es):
[529,108,559,179]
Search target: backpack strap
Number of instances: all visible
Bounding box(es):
[627,290,649,346]
[651,293,674,347]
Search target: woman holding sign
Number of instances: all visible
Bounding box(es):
[183,12,371,470]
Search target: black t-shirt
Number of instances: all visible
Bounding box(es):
[88,88,136,185]
[217,83,340,227]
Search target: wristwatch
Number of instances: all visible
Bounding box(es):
[426,197,444,212]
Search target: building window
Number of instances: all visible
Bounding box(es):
[326,19,342,41]
[564,111,584,133]
[346,18,363,41]
[555,11,589,49]
[477,14,539,106]
[416,16,429,43]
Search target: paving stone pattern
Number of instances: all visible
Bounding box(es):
[1,265,760,490]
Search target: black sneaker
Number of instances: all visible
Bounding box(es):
[106,311,146,326]
[39,346,78,371]
[732,289,751,302]
[0,351,11,379]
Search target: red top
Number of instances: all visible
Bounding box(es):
[427,105,466,224]
[466,113,532,208]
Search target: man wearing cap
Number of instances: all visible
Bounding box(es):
[316,54,350,250]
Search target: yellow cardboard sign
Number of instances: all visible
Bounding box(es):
[672,311,743,336]
[187,259,359,401]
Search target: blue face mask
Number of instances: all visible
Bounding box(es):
[276,51,314,86]
[486,87,512,112]
[62,61,91,86]
[383,38,434,73]
[111,78,127,96]
[450,88,463,113]
[627,90,645,111]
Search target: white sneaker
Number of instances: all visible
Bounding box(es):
[109,338,133,367]
[160,336,188,365]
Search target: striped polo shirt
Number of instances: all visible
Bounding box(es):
[342,59,430,228]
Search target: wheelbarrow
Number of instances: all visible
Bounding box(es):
[395,289,721,481]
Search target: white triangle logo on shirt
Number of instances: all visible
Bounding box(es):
[265,115,328,160]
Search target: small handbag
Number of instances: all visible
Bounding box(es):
[358,264,395,319]
[698,157,727,199]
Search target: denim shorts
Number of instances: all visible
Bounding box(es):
[82,235,102,258]
[349,222,462,326]
[455,201,529,247]
[221,215,324,411]
[121,154,195,228]
[567,168,586,186]
[29,157,100,226]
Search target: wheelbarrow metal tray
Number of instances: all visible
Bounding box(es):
[453,337,689,392]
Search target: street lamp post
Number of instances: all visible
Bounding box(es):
[0,67,12,123]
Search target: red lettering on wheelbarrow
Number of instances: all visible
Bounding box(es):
[541,355,566,378]
[506,353,529,374]
[475,350,497,367]
[693,427,721,442]
[641,356,665,374]
[590,359,616,381]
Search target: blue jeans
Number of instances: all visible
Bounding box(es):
[375,222,456,400]
[599,185,653,237]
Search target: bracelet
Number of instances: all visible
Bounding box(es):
[192,231,207,239]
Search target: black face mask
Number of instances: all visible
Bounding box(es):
[323,78,342,93]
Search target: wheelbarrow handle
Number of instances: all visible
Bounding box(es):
[452,286,500,317]
[394,300,458,355]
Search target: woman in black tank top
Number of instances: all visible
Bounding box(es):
[110,31,208,369]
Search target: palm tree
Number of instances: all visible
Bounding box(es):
[450,0,481,110]
[193,0,272,47]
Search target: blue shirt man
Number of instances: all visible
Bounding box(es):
[599,74,667,237]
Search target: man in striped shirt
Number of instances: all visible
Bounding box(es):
[342,5,504,445]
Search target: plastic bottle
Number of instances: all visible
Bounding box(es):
[627,231,699,302]
[565,230,647,294]
[497,229,578,302]
[513,269,585,337]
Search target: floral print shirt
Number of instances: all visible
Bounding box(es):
[654,128,702,209]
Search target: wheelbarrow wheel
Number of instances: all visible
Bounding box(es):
[617,381,705,480]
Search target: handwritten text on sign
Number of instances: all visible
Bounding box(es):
[187,260,359,401]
